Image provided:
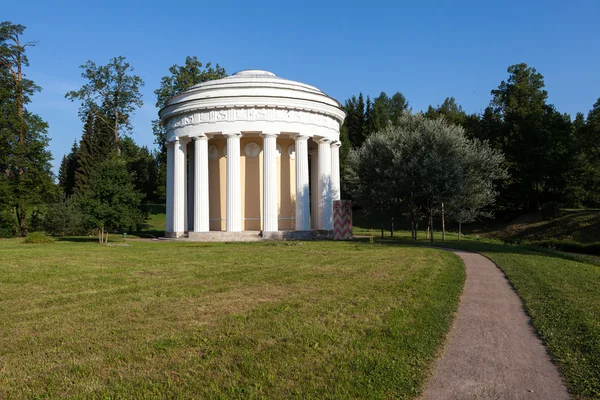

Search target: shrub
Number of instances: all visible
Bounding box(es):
[22,232,55,244]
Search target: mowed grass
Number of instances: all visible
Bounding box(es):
[0,239,464,399]
[376,231,600,399]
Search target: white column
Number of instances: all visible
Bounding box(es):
[193,135,210,232]
[165,141,174,234]
[295,135,310,231]
[309,149,318,229]
[173,137,186,235]
[225,132,242,232]
[262,132,279,232]
[183,139,189,232]
[331,141,341,201]
[317,138,333,230]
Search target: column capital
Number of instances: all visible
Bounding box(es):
[174,136,191,145]
[224,132,242,139]
[315,136,331,144]
[294,134,310,141]
[192,134,209,141]
[260,131,280,138]
[165,140,175,148]
[330,141,342,148]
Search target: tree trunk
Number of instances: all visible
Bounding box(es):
[380,208,384,239]
[429,210,434,243]
[114,109,121,155]
[410,214,415,241]
[441,202,446,241]
[458,221,462,242]
[391,217,394,238]
[14,39,27,236]
[16,201,28,237]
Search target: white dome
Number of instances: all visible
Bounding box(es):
[159,70,345,125]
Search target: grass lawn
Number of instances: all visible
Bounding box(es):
[376,231,600,400]
[0,238,464,399]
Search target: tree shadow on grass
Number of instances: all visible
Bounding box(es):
[353,236,600,268]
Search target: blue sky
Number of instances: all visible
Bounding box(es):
[4,0,600,173]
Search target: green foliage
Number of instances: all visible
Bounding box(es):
[65,56,144,154]
[74,110,115,192]
[120,136,159,203]
[43,195,86,236]
[0,175,15,237]
[79,157,145,232]
[345,113,506,241]
[0,21,54,237]
[57,141,78,196]
[22,231,54,244]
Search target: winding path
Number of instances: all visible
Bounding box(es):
[421,249,570,400]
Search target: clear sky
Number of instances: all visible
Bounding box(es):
[4,0,600,173]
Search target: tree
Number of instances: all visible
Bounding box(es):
[447,139,507,240]
[344,127,399,237]
[65,56,144,155]
[578,98,600,206]
[345,113,506,242]
[152,57,226,201]
[120,136,158,203]
[425,97,468,127]
[79,157,144,243]
[57,141,79,196]
[371,91,410,132]
[0,21,54,236]
[74,110,115,191]
[490,63,555,212]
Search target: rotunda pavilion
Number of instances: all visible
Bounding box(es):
[159,70,346,239]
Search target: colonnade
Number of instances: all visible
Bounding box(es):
[165,133,341,236]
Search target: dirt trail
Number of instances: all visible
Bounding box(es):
[421,249,570,400]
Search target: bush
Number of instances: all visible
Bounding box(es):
[44,195,86,236]
[22,232,55,244]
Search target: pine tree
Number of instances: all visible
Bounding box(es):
[0,21,54,236]
[57,140,79,196]
[75,111,115,192]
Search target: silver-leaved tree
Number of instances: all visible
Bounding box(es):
[345,113,507,242]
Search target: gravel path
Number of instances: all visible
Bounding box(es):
[421,249,570,400]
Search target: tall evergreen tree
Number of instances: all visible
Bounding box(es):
[490,63,557,211]
[57,140,79,196]
[578,98,600,206]
[0,21,54,236]
[75,111,115,192]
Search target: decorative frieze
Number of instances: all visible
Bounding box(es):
[168,107,340,132]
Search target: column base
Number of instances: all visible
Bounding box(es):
[165,231,186,238]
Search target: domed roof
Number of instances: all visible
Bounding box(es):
[159,70,345,124]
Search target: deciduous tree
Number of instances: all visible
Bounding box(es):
[66,56,144,155]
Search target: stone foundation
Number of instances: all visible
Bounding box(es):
[166,230,332,242]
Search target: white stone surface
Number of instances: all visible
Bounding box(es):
[262,132,279,232]
[309,149,319,229]
[193,135,209,232]
[317,138,333,230]
[225,133,242,232]
[173,138,186,235]
[331,141,341,201]
[295,135,310,231]
[166,142,174,232]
